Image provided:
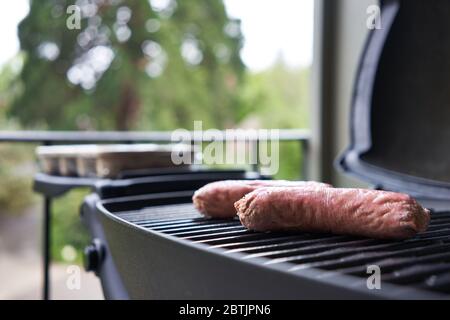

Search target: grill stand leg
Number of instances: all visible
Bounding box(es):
[43,197,51,300]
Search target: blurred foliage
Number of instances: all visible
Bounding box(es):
[0,56,24,113]
[0,60,36,213]
[51,188,90,264]
[240,59,310,129]
[10,0,245,130]
[274,142,303,180]
[0,142,36,215]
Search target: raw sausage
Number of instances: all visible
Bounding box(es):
[193,180,330,218]
[235,187,430,239]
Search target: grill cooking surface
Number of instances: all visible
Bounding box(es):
[114,203,450,296]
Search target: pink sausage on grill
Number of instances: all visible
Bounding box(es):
[193,180,330,219]
[235,187,430,239]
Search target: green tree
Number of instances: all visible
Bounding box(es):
[238,58,311,180]
[10,0,245,131]
[240,57,310,129]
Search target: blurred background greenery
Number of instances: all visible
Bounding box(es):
[0,0,311,264]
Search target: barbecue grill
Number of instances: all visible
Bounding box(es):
[87,187,450,299]
[79,0,450,299]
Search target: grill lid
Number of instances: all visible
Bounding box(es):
[338,0,450,201]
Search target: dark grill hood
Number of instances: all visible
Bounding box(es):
[338,0,450,203]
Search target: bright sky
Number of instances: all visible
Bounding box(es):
[224,0,314,70]
[0,0,314,71]
[0,0,29,68]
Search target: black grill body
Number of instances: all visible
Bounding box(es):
[92,188,450,299]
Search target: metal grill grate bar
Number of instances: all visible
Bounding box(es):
[182,229,253,241]
[415,228,450,238]
[169,225,246,237]
[117,204,199,223]
[135,218,198,227]
[430,218,450,225]
[266,239,443,266]
[152,221,239,232]
[382,263,450,284]
[429,212,450,220]
[141,219,237,229]
[224,235,352,253]
[289,243,450,271]
[196,232,293,245]
[427,223,450,231]
[420,273,450,293]
[336,251,450,277]
[212,235,310,250]
[242,238,380,259]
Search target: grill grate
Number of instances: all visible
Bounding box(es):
[114,203,450,296]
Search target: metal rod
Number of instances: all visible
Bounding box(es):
[43,196,51,300]
[0,129,311,143]
[251,140,259,172]
[300,140,309,180]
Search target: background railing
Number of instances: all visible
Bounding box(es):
[0,129,311,178]
[0,129,310,143]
